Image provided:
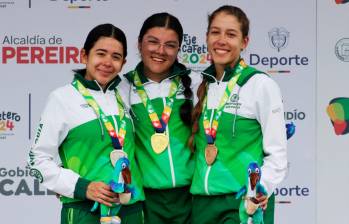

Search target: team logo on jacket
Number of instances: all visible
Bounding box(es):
[327,97,349,135]
[33,123,43,144]
[28,150,44,183]
[29,168,43,183]
[268,27,289,52]
[226,94,240,109]
[335,38,349,62]
[229,94,239,103]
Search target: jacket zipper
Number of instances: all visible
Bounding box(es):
[163,97,176,187]
[204,107,215,195]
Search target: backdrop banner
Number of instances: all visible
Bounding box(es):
[1,1,347,223]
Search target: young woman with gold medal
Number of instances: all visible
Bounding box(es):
[124,13,201,224]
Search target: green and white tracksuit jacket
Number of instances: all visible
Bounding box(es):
[124,62,201,189]
[28,73,144,205]
[190,63,287,197]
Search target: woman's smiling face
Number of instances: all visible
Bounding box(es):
[82,37,126,89]
[206,12,249,70]
[138,27,180,79]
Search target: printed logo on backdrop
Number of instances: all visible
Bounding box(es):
[0,111,21,140]
[274,185,310,205]
[50,0,109,9]
[0,1,14,8]
[0,0,32,8]
[178,33,211,73]
[274,162,311,205]
[327,97,349,135]
[284,109,306,121]
[286,122,296,139]
[0,165,55,196]
[248,27,309,75]
[283,109,306,139]
[335,38,349,62]
[335,0,349,4]
[268,27,289,52]
[0,34,81,64]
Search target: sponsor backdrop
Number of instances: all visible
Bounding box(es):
[318,1,349,224]
[0,0,346,223]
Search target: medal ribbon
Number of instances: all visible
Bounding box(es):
[72,80,126,149]
[203,59,247,144]
[133,70,180,133]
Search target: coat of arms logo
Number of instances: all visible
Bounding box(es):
[268,27,290,52]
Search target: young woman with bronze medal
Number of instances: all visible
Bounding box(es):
[188,6,288,224]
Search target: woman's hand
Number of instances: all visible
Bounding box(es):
[86,181,119,207]
[256,194,268,210]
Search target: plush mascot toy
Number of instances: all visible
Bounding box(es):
[91,153,136,224]
[236,162,267,224]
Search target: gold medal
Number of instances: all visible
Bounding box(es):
[205,144,218,165]
[151,133,169,154]
[110,150,128,167]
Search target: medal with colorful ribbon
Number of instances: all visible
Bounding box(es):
[133,71,180,154]
[202,59,247,165]
[72,80,128,165]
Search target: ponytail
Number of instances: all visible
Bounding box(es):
[179,74,193,126]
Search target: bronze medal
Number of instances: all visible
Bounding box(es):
[110,150,128,167]
[151,133,169,154]
[205,144,218,165]
[119,192,131,204]
[245,197,259,215]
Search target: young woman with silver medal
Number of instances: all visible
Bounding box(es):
[28,24,144,224]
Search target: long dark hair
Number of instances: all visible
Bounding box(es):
[75,23,127,75]
[189,5,249,151]
[139,12,193,126]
